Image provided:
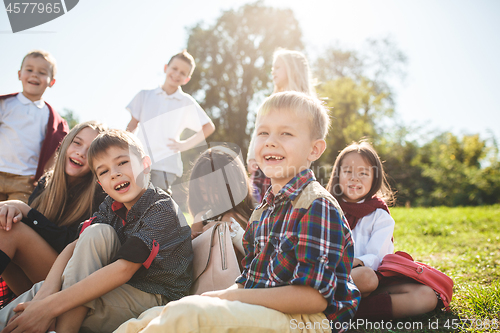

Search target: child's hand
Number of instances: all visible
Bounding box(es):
[2,300,55,333]
[201,288,237,301]
[30,175,38,187]
[167,138,187,153]
[0,205,23,231]
[353,258,364,268]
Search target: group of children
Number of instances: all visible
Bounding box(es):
[0,48,441,332]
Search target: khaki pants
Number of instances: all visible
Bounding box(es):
[0,171,34,203]
[0,224,164,333]
[115,295,332,333]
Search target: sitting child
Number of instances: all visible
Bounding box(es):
[0,129,193,333]
[326,141,438,319]
[189,145,255,259]
[115,91,360,333]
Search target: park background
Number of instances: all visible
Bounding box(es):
[1,0,500,206]
[1,1,499,331]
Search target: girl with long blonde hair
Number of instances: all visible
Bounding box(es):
[0,121,107,299]
[247,48,316,201]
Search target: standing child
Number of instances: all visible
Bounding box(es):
[126,50,215,194]
[0,129,193,333]
[0,50,69,203]
[115,91,360,333]
[326,141,438,319]
[247,48,316,201]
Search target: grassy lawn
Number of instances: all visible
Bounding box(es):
[348,205,500,333]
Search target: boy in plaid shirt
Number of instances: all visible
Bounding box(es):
[116,91,360,333]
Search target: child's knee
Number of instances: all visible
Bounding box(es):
[79,224,116,244]
[416,285,439,311]
[352,267,379,292]
[76,224,120,257]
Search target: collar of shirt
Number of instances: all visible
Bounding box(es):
[109,183,159,222]
[154,86,183,101]
[17,92,45,109]
[261,169,316,208]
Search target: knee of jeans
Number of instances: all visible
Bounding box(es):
[80,223,116,242]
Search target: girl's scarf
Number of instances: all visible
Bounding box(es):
[338,196,390,230]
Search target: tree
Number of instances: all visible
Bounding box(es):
[414,132,500,206]
[61,108,79,129]
[314,37,407,163]
[183,2,303,157]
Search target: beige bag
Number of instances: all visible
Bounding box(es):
[190,222,241,295]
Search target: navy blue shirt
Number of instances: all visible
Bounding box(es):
[79,184,193,301]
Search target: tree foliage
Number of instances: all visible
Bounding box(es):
[315,37,405,164]
[183,2,303,157]
[61,108,79,129]
[414,133,500,206]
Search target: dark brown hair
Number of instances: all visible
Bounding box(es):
[88,129,146,177]
[188,145,255,229]
[326,140,395,205]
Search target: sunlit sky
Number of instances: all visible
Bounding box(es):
[1,0,499,148]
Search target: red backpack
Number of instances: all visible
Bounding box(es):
[377,251,454,311]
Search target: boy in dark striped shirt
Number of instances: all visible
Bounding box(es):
[0,130,192,333]
[116,91,360,333]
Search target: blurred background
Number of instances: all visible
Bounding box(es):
[1,0,499,206]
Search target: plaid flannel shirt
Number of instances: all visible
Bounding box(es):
[236,169,360,326]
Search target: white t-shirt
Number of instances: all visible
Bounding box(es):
[351,207,395,271]
[0,93,49,176]
[126,87,211,177]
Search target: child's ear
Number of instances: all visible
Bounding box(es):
[142,155,152,174]
[48,78,56,88]
[308,139,327,163]
[164,64,168,73]
[183,76,191,85]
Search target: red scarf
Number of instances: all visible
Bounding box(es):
[338,196,390,230]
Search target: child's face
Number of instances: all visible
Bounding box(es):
[254,108,324,190]
[93,146,150,210]
[163,58,192,89]
[338,152,374,203]
[65,127,99,185]
[18,56,55,102]
[271,57,288,91]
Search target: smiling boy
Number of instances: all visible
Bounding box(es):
[126,50,215,194]
[0,50,68,202]
[115,92,360,333]
[0,129,193,333]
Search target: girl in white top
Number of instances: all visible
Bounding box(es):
[327,141,438,319]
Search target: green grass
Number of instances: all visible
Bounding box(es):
[348,205,500,333]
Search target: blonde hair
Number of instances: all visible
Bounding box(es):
[88,129,146,177]
[272,48,316,97]
[168,49,196,76]
[21,50,57,79]
[256,91,330,140]
[30,121,107,227]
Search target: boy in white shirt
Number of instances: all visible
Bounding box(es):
[0,50,68,203]
[126,50,215,194]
